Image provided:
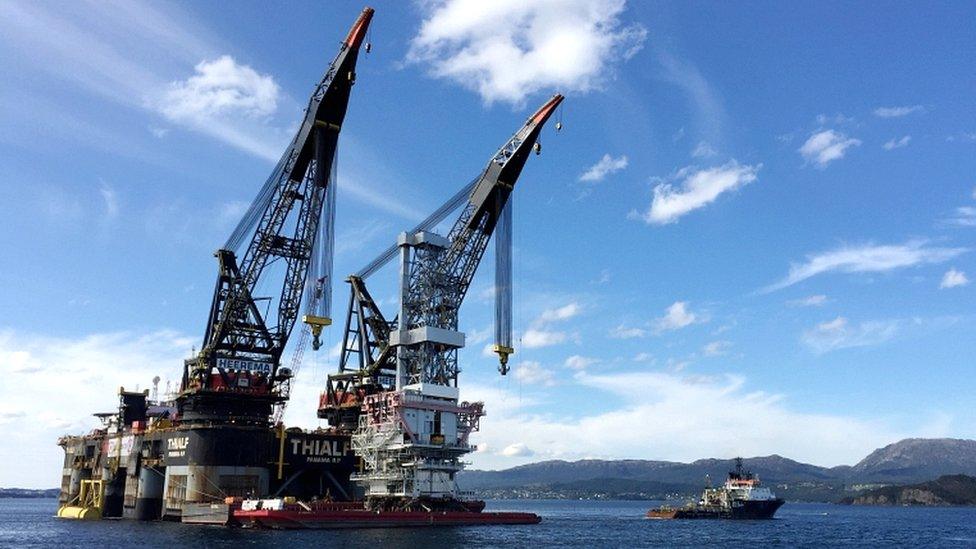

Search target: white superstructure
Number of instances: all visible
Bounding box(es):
[350,387,484,499]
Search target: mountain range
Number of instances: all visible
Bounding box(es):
[458,438,976,501]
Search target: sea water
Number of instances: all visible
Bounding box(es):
[3,498,976,548]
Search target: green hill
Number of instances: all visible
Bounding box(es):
[840,475,976,506]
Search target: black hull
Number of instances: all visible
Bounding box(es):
[727,498,784,519]
[656,499,784,520]
[59,424,359,522]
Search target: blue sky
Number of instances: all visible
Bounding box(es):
[1,1,974,488]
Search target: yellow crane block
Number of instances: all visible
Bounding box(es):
[57,479,104,520]
[492,344,514,371]
[303,315,332,350]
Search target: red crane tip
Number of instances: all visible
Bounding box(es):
[530,94,564,126]
[345,7,375,48]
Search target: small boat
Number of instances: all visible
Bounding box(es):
[647,458,784,520]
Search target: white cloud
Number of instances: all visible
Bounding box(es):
[798,129,861,168]
[539,302,581,323]
[883,135,911,150]
[337,173,427,222]
[944,206,976,228]
[0,1,201,109]
[702,340,731,357]
[691,141,717,158]
[816,113,855,126]
[407,0,646,104]
[633,352,654,362]
[0,1,288,162]
[500,442,534,457]
[801,316,900,353]
[160,55,279,121]
[514,361,556,386]
[765,240,967,292]
[873,105,925,118]
[98,182,119,219]
[654,301,698,332]
[787,294,829,307]
[148,125,170,138]
[3,2,418,221]
[610,324,646,339]
[218,200,249,223]
[465,371,937,470]
[655,51,725,145]
[153,55,288,161]
[0,328,196,487]
[0,410,26,425]
[522,329,567,348]
[640,161,760,224]
[579,154,628,182]
[940,268,969,289]
[946,132,976,143]
[564,355,598,370]
[465,325,493,346]
[520,301,580,348]
[666,358,690,372]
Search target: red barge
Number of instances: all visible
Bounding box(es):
[233,500,541,529]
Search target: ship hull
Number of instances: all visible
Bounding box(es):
[235,507,541,529]
[647,499,784,520]
[58,424,359,522]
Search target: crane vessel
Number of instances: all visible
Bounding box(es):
[236,93,563,528]
[55,5,562,529]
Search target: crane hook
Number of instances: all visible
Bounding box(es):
[303,315,332,352]
[533,141,541,155]
[493,345,513,375]
[365,42,372,53]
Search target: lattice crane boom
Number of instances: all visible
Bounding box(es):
[399,93,563,386]
[322,95,563,505]
[181,7,374,407]
[319,94,563,429]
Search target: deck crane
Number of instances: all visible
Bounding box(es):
[319,94,564,510]
[177,7,374,428]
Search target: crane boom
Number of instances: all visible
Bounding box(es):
[321,95,562,424]
[318,97,563,508]
[397,93,563,386]
[179,7,374,426]
[341,94,563,506]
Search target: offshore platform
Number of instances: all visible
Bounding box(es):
[56,6,562,528]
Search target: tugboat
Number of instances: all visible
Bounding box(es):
[647,458,784,520]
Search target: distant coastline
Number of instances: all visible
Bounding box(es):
[0,488,59,499]
[459,438,976,503]
[840,475,976,507]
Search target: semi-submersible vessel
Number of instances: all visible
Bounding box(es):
[56,6,562,528]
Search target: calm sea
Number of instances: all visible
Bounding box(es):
[3,498,976,548]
